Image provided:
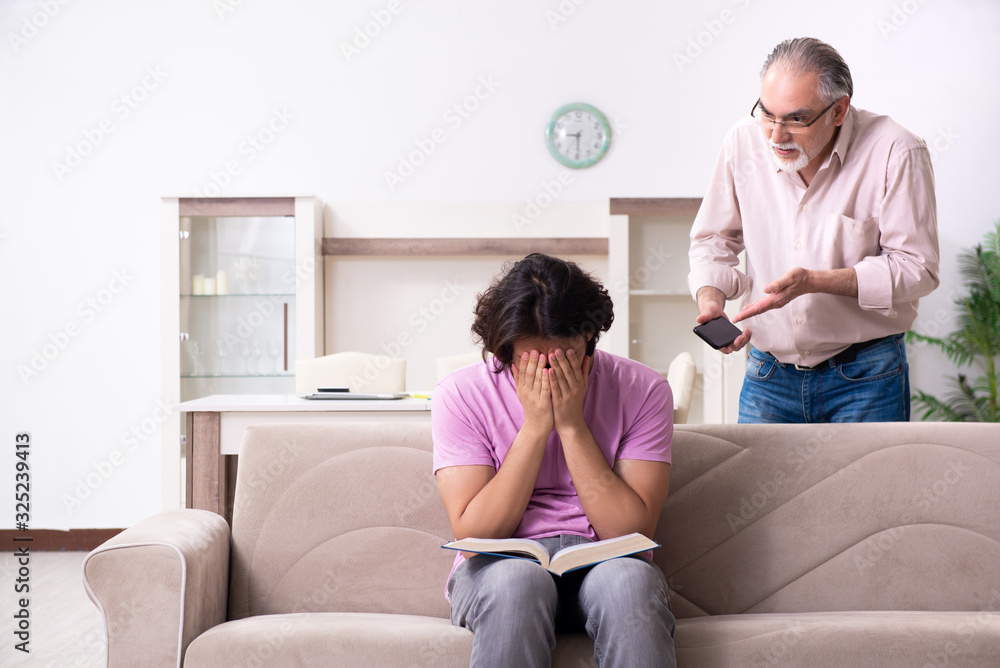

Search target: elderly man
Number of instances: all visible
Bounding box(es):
[689,37,939,423]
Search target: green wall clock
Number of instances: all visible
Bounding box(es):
[545,102,612,169]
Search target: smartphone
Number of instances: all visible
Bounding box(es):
[693,316,742,349]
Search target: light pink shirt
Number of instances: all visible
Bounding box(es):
[688,106,940,367]
[432,349,672,578]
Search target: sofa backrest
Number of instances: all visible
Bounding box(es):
[228,421,1000,621]
[659,422,1000,618]
[229,422,453,621]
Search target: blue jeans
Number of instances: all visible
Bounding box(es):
[448,534,676,668]
[739,334,910,423]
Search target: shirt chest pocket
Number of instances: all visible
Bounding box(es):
[818,213,880,268]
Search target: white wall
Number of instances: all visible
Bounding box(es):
[2,0,998,529]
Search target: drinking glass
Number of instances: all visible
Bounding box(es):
[189,340,203,376]
[266,341,282,375]
[249,341,262,376]
[212,340,227,376]
[235,340,251,375]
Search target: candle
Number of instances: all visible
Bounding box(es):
[192,274,205,295]
[203,277,216,295]
[216,270,229,295]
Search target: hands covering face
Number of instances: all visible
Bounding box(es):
[511,346,592,437]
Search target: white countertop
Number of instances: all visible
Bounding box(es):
[174,393,432,412]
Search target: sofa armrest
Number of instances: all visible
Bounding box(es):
[83,509,230,668]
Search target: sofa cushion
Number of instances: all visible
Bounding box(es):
[183,612,473,667]
[183,613,602,667]
[675,611,1000,667]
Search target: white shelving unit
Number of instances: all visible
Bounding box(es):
[160,196,324,510]
[606,198,745,424]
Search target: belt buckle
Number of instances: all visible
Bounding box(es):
[794,363,813,371]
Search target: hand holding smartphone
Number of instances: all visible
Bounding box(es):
[693,316,743,350]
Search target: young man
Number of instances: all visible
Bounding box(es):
[433,253,676,668]
[689,37,940,423]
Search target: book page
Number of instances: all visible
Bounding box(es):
[548,533,658,575]
[442,533,659,575]
[442,537,551,567]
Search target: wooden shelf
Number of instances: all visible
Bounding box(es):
[609,198,701,216]
[322,237,608,256]
[179,197,296,217]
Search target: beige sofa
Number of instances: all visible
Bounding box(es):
[84,421,1000,667]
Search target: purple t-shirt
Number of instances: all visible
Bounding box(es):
[432,349,673,544]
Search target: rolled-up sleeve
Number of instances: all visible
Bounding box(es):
[855,143,940,316]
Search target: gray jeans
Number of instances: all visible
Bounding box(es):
[447,534,676,668]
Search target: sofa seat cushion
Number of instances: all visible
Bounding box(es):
[183,612,472,667]
[675,611,1000,667]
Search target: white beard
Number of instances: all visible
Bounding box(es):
[769,140,810,173]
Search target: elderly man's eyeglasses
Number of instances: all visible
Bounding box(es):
[750,98,838,134]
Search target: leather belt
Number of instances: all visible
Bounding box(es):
[792,336,889,371]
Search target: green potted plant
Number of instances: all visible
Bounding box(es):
[907,221,1000,421]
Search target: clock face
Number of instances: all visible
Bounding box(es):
[545,103,611,169]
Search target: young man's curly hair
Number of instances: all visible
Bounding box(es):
[471,253,614,373]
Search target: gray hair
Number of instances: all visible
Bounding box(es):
[761,37,853,103]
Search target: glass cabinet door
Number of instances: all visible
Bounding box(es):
[161,195,322,512]
[178,214,298,400]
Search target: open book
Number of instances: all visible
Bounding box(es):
[442,532,659,576]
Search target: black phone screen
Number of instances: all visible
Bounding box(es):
[693,317,742,349]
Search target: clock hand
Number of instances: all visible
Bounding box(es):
[560,130,582,160]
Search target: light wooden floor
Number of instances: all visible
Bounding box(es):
[1,551,105,667]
